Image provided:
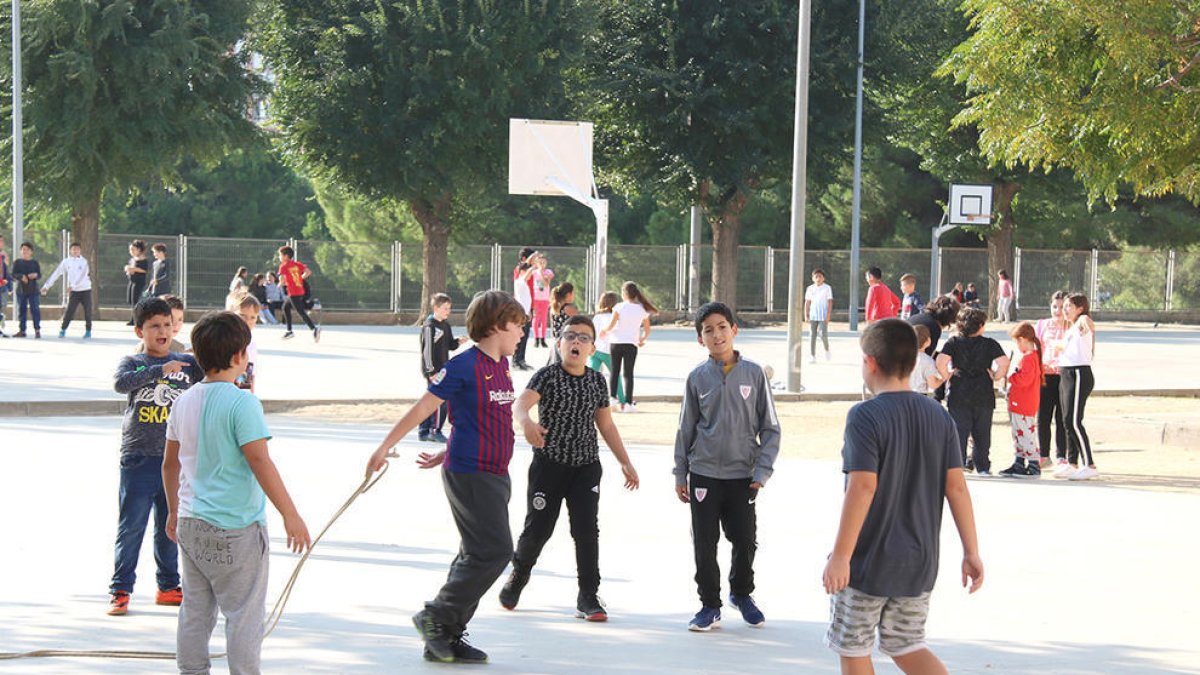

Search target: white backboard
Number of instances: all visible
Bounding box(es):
[948,183,994,225]
[509,118,594,198]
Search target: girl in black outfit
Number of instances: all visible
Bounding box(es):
[936,307,1010,474]
[123,239,149,325]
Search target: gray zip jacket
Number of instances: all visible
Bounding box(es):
[673,354,781,486]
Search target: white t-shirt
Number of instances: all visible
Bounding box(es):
[593,312,614,352]
[609,301,648,345]
[513,273,532,313]
[805,283,833,321]
[909,351,939,394]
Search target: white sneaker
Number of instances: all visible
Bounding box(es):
[1053,461,1076,479]
[624,403,638,413]
[610,397,621,409]
[1069,466,1099,481]
[825,350,832,361]
[809,356,817,364]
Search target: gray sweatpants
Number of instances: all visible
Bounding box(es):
[426,470,513,633]
[176,517,269,675]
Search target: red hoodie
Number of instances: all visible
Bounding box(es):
[1007,351,1043,415]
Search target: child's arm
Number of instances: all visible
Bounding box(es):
[40,259,65,293]
[803,297,812,320]
[113,356,185,394]
[601,311,619,335]
[990,354,1011,382]
[595,405,639,490]
[514,389,547,448]
[945,468,984,593]
[753,381,782,488]
[935,352,953,382]
[638,316,651,346]
[162,439,182,543]
[673,377,700,502]
[242,438,311,554]
[366,392,445,475]
[822,471,877,594]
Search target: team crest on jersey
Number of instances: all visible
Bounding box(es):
[740,385,752,400]
[532,493,547,511]
[694,488,708,502]
[431,368,447,385]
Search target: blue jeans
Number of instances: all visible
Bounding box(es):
[110,453,179,593]
[419,401,448,435]
[17,291,40,332]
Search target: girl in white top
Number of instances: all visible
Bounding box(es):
[229,266,248,293]
[1055,292,1097,480]
[589,292,626,407]
[1035,291,1070,468]
[600,281,657,412]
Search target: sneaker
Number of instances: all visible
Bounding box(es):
[313,326,321,343]
[998,464,1022,478]
[688,606,721,632]
[825,350,832,361]
[1039,457,1054,469]
[964,458,975,473]
[429,431,449,444]
[728,594,765,627]
[1016,464,1042,479]
[35,330,41,339]
[125,319,136,326]
[976,469,992,477]
[609,397,621,409]
[83,330,91,339]
[107,591,130,616]
[576,594,608,622]
[498,568,530,610]
[282,331,295,340]
[427,633,487,664]
[624,402,637,413]
[809,356,817,364]
[412,610,454,663]
[156,587,183,606]
[13,331,26,338]
[1053,461,1077,478]
[58,329,66,338]
[1069,466,1100,481]
[418,432,432,442]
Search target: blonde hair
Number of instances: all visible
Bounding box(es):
[225,290,260,312]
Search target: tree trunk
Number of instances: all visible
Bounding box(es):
[987,180,1019,321]
[71,197,101,314]
[700,181,752,311]
[411,194,452,323]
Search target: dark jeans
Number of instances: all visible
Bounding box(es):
[426,470,513,633]
[1038,374,1067,460]
[610,343,639,402]
[688,473,758,608]
[111,453,179,593]
[17,291,41,331]
[515,321,531,365]
[512,455,603,596]
[1060,366,1095,467]
[62,289,93,331]
[283,294,316,331]
[950,405,993,472]
[419,401,448,435]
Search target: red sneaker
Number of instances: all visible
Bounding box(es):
[156,587,183,606]
[108,591,130,616]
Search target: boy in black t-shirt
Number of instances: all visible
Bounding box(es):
[936,307,1010,475]
[419,293,467,443]
[502,315,640,621]
[823,319,983,673]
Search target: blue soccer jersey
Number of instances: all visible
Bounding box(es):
[427,346,516,475]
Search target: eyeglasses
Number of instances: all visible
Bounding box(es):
[560,331,594,344]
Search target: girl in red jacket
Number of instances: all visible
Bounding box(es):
[1000,322,1044,478]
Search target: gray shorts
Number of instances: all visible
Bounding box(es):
[824,586,931,658]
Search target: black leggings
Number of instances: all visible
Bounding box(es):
[62,289,93,331]
[284,295,316,331]
[1059,366,1095,467]
[609,343,638,402]
[1038,374,1068,461]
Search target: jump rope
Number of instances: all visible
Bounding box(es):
[0,452,397,661]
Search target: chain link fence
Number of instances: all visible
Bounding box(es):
[22,230,1198,317]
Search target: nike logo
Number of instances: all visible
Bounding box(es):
[699,391,712,399]
[748,497,757,505]
[484,374,493,380]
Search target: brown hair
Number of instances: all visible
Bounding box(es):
[562,314,596,337]
[860,318,918,379]
[465,290,526,342]
[954,306,988,336]
[278,245,295,259]
[926,295,960,326]
[899,273,917,284]
[1066,293,1090,316]
[596,291,620,313]
[621,281,657,314]
[151,243,168,254]
[430,292,452,310]
[912,323,931,347]
[1009,321,1044,385]
[160,294,185,312]
[551,282,575,314]
[191,311,252,373]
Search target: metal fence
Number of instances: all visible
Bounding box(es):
[23,230,1198,315]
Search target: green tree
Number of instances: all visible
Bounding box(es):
[255,0,588,305]
[1,0,261,297]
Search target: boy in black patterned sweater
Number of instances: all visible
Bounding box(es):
[503,315,640,621]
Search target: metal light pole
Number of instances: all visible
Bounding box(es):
[847,0,866,331]
[10,0,23,325]
[785,0,813,393]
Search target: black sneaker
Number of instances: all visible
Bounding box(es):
[1016,464,1042,479]
[964,458,975,473]
[412,610,454,663]
[282,331,295,340]
[576,593,607,622]
[998,464,1023,478]
[498,567,530,610]
[450,633,488,664]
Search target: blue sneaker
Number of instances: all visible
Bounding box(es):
[58,329,66,338]
[429,431,449,444]
[687,606,721,632]
[83,330,92,339]
[729,594,765,627]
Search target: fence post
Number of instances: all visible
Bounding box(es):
[1013,246,1021,313]
[765,247,775,313]
[395,242,403,312]
[1089,249,1100,302]
[60,229,69,305]
[177,234,187,306]
[1166,249,1176,312]
[389,241,398,313]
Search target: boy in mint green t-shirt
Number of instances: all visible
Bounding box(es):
[163,311,311,674]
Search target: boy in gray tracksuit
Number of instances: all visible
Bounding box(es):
[673,302,781,632]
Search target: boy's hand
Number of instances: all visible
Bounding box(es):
[365,445,392,476]
[283,513,312,554]
[522,419,547,448]
[822,553,851,594]
[620,462,640,490]
[162,361,186,374]
[416,450,446,469]
[165,512,178,543]
[962,553,984,593]
[675,484,689,503]
[750,481,763,490]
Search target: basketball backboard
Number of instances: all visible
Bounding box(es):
[948,183,994,226]
[508,118,594,199]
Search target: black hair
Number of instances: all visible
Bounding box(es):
[518,246,536,261]
[191,311,252,373]
[955,306,988,336]
[925,295,961,327]
[562,314,596,336]
[867,266,882,280]
[20,242,33,250]
[134,297,173,329]
[695,301,736,335]
[130,239,147,253]
[860,319,918,379]
[278,245,295,259]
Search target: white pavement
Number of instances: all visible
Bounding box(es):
[2,415,1198,673]
[3,319,1200,404]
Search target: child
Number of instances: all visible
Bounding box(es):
[674,302,781,631]
[908,324,943,395]
[365,290,525,664]
[229,266,249,293]
[547,282,578,365]
[265,271,285,324]
[247,273,278,325]
[0,235,10,336]
[804,268,834,363]
[277,245,320,342]
[108,297,205,616]
[600,281,657,412]
[163,311,311,673]
[1056,293,1098,481]
[502,315,640,621]
[863,266,901,324]
[148,243,172,295]
[419,293,468,443]
[228,292,262,393]
[589,292,625,407]
[124,239,149,325]
[899,273,923,320]
[996,270,1014,322]
[41,241,94,339]
[823,318,983,674]
[963,282,980,309]
[530,252,555,347]
[12,242,42,338]
[999,322,1043,478]
[136,294,188,354]
[936,307,1009,475]
[512,247,536,370]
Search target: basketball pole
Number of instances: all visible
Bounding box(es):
[786,0,814,393]
[847,0,866,332]
[11,0,23,326]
